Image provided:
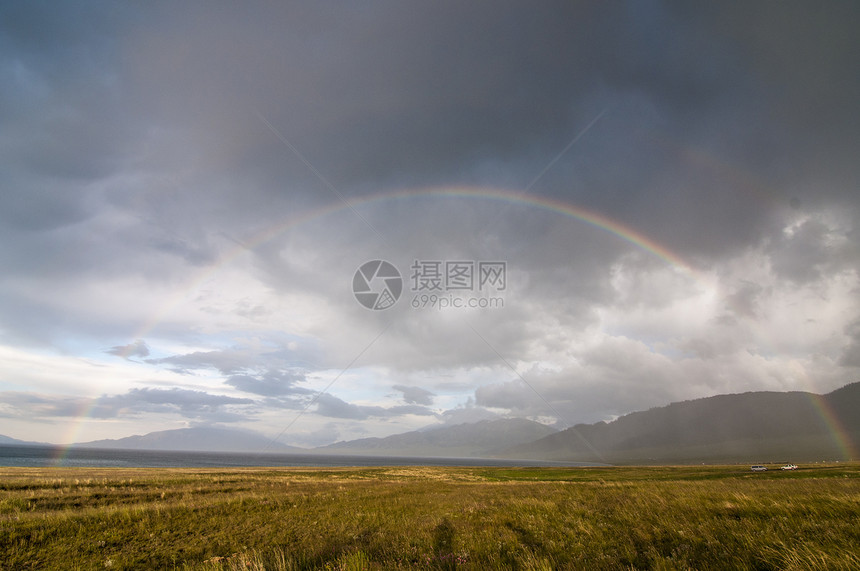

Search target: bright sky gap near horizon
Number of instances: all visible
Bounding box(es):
[1,2,859,448]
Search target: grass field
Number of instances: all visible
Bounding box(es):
[1,463,859,570]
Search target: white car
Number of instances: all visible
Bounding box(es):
[781,464,798,470]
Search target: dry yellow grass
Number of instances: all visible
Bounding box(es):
[1,463,858,569]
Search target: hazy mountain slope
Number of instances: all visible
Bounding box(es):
[74,427,301,453]
[502,382,860,464]
[0,434,48,446]
[61,383,860,462]
[318,418,558,457]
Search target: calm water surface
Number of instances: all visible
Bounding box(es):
[0,445,596,468]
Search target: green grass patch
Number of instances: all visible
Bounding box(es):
[1,463,858,569]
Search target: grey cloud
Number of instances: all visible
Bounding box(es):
[90,388,254,421]
[679,337,733,361]
[107,340,150,359]
[149,351,249,375]
[841,344,860,369]
[149,344,313,376]
[0,388,254,424]
[313,393,433,420]
[226,371,310,397]
[392,384,435,406]
[475,381,543,417]
[146,346,322,404]
[473,322,846,427]
[314,394,376,420]
[475,337,706,425]
[0,178,95,232]
[839,321,860,368]
[769,218,836,284]
[284,422,347,448]
[0,392,90,420]
[437,400,500,426]
[150,235,218,267]
[474,374,672,427]
[723,281,767,321]
[388,405,437,417]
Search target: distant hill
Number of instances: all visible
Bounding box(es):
[502,382,860,464]
[74,426,302,454]
[318,418,558,458]
[0,434,48,446]
[52,383,860,463]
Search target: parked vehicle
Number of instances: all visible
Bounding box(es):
[781,464,798,470]
[751,465,768,471]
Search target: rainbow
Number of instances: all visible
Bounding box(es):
[101,186,857,461]
[120,185,705,355]
[807,391,859,461]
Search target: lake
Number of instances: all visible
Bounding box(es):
[0,445,596,468]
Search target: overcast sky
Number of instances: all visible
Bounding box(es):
[2,1,859,447]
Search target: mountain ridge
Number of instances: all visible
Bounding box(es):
[500,382,860,464]
[317,417,558,458]
[5,383,857,463]
[0,434,49,447]
[72,426,301,454]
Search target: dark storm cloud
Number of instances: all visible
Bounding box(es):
[3,0,858,286]
[124,2,610,184]
[0,2,140,228]
[696,2,860,201]
[4,1,859,251]
[110,5,617,178]
[104,0,856,270]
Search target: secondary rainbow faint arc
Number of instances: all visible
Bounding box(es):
[122,185,705,354]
